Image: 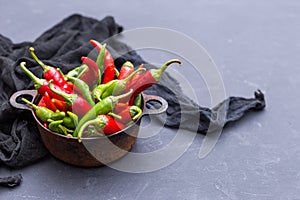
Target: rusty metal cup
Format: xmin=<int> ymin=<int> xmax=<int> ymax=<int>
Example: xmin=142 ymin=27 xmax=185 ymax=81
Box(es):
xmin=10 ymin=90 xmax=168 ymax=167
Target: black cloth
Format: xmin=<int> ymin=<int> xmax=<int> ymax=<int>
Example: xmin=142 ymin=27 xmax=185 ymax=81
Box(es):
xmin=0 ymin=14 xmax=265 ymax=187
xmin=0 ymin=174 xmax=22 ymax=187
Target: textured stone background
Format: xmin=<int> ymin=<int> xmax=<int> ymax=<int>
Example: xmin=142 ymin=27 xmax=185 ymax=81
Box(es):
xmin=1 ymin=0 xmax=299 ymax=199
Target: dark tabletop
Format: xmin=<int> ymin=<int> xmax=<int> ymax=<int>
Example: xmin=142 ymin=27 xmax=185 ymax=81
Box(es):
xmin=1 ymin=0 xmax=300 ymax=199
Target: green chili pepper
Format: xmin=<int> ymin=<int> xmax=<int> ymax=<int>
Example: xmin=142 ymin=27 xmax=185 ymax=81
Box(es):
xmin=74 ymin=89 xmax=133 ymax=140
xmin=66 ymin=64 xmax=88 ymax=78
xmin=92 ymin=79 xmax=118 ymax=101
xmin=106 ymin=68 xmax=145 ymax=97
xmin=22 ymin=98 xmax=65 ymax=122
xmin=126 ymin=105 xmax=143 ymax=126
xmin=48 ymin=119 xmax=63 ymax=133
xmin=77 ymin=116 xmax=107 ymax=139
xmin=98 ymin=80 xmax=118 ymax=99
xmin=78 ymin=114 xmax=123 ymax=140
xmin=96 ymin=43 xmax=106 ymax=84
xmin=67 ymin=76 xmax=95 ymax=107
xmin=133 ymin=93 xmax=142 ymax=108
xmin=93 ymin=68 xmax=145 ymax=101
xmin=62 ymin=117 xmax=74 ymax=129
xmin=48 ymin=119 xmax=74 ymax=136
xmin=62 ymin=111 xmax=78 ymax=129
xmin=129 ymin=106 xmax=143 ymax=121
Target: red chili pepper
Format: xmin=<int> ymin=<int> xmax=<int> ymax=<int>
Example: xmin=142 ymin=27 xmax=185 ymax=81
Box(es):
xmin=116 ymin=105 xmax=142 ymax=125
xmin=126 ymin=59 xmax=182 ymax=98
xmin=101 ymin=115 xmax=125 ymax=135
xmin=78 ymin=114 xmax=124 ymax=136
xmin=80 ymin=57 xmax=99 ymax=87
xmin=19 ymin=62 xmax=65 ymax=101
xmin=49 ymin=81 xmax=92 ymax=118
xmin=38 ymin=96 xmax=46 ymax=107
xmin=114 ymin=102 xmax=129 ymax=113
xmin=102 ymin=63 xmax=116 ymax=84
xmin=52 ymin=98 xmax=67 ymax=112
xmin=43 ymin=91 xmax=57 ymax=112
xmin=66 ymin=81 xmax=81 ymax=94
xmin=90 ymin=40 xmax=116 ymax=84
xmin=66 ymin=81 xmax=76 ymax=90
xmin=126 ymin=64 xmax=145 ymax=86
xmin=118 ymin=61 xmax=134 ymax=80
xmin=29 ymin=47 xmax=73 ymax=94
xmin=90 ymin=40 xmax=114 ymax=68
xmin=128 ymin=95 xmax=136 ymax=106
xmin=116 ymin=107 xmax=132 ymax=124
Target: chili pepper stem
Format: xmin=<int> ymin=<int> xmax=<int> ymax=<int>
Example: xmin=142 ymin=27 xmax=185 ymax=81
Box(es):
xmin=22 ymin=98 xmax=38 ymax=110
xmin=49 ymin=80 xmax=75 ymax=105
xmin=29 ymin=47 xmax=48 ymax=71
xmin=19 ymin=62 xmax=44 ymax=87
xmin=113 ymin=89 xmax=133 ymax=101
xmin=67 ymin=64 xmax=88 ymax=78
xmin=59 ymin=124 xmax=74 ymax=135
xmin=77 ymin=65 xmax=88 ymax=78
xmin=123 ymin=68 xmax=145 ymax=83
xmin=114 ymin=68 xmax=120 ymax=77
xmin=156 ymin=59 xmax=182 ymax=78
xmin=107 ymin=112 xmax=122 ymax=119
xmin=57 ymin=68 xmax=65 ymax=79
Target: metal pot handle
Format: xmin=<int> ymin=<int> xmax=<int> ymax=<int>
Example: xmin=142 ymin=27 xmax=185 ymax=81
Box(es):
xmin=142 ymin=94 xmax=168 ymax=115
xmin=9 ymin=90 xmax=38 ymax=110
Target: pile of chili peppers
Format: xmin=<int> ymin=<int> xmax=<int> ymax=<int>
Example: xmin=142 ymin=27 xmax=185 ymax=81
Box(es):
xmin=20 ymin=40 xmax=181 ymax=141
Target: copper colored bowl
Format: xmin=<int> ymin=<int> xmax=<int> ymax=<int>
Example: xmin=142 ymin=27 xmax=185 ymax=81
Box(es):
xmin=10 ymin=90 xmax=168 ymax=167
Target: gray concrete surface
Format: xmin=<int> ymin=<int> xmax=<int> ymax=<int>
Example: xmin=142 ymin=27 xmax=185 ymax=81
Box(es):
xmin=1 ymin=0 xmax=300 ymax=199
